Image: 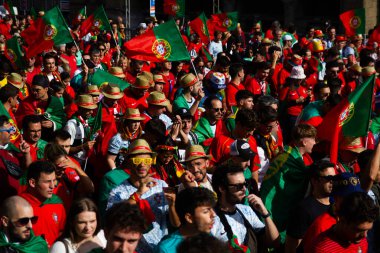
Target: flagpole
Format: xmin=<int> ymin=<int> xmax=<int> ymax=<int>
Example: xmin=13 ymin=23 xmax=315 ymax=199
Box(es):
xmin=101 ymin=5 xmax=121 ymax=63
xmin=365 ymin=74 xmax=376 ymax=148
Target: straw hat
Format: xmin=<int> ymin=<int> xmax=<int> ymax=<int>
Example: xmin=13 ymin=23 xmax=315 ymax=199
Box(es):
xmin=147 ymin=91 xmax=170 ymax=107
xmin=77 ymin=95 xmax=97 ymax=109
xmin=349 ymin=63 xmax=362 ymax=74
xmin=138 ymin=71 xmax=155 ymax=87
xmin=153 ymin=74 xmax=166 ymax=84
xmin=7 ymin=73 xmax=23 ymax=89
xmin=339 ymin=137 xmax=366 ymax=153
xmin=362 ymin=66 xmax=376 ymax=77
xmin=179 ymin=73 xmax=198 ymax=88
xmin=261 ymin=38 xmax=272 ymax=45
xmin=289 ymin=65 xmax=306 ymax=79
xmin=184 ymin=145 xmax=212 ymax=163
xmin=109 ymin=67 xmax=125 ymax=79
xmin=288 ymin=54 xmax=303 ymax=67
xmin=101 ymin=83 xmax=124 ymax=100
xmin=86 ymin=85 xmax=101 ymax=95
xmin=132 ymin=76 xmax=151 ymax=89
xmin=127 ymin=139 xmax=155 ymax=156
xmin=124 ymin=108 xmax=145 ymax=121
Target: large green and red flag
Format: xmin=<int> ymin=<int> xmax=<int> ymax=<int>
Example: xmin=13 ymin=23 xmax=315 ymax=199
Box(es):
xmin=260 ymin=146 xmax=312 ymax=243
xmin=5 ymin=36 xmax=25 ymax=70
xmin=79 ymin=6 xmax=111 ymax=36
xmin=208 ymin=12 xmax=238 ymax=32
xmin=340 ymin=8 xmax=366 ymax=37
xmin=163 ymin=0 xmax=185 ymax=17
xmin=124 ymin=19 xmax=190 ymax=62
xmin=21 ymin=6 xmax=73 ymax=58
xmin=72 ymin=6 xmax=86 ymax=26
xmin=189 ymin=12 xmax=210 ymax=44
xmin=91 ymin=70 xmax=130 ymax=91
xmin=317 ymin=74 xmax=375 ymax=164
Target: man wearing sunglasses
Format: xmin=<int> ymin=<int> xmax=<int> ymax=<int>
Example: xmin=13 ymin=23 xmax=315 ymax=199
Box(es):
xmin=0 ymin=196 xmax=48 ymax=252
xmin=0 ymin=115 xmax=32 ymax=204
xmin=106 ymin=139 xmax=179 ymax=253
xmin=211 ymin=164 xmax=280 ymax=252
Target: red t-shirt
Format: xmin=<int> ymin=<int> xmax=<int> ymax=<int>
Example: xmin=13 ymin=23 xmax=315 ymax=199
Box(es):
xmin=244 ymin=76 xmax=266 ymax=95
xmin=25 ymin=66 xmax=42 ymax=87
xmin=286 ymin=86 xmax=308 ymax=116
xmin=20 ymin=192 xmax=66 ymax=247
xmin=303 ymin=211 xmax=337 ymax=252
xmin=118 ymin=88 xmax=149 ymax=113
xmin=162 ymin=72 xmax=176 ymax=101
xmin=225 ymin=82 xmax=245 ymax=108
xmin=310 ymin=226 xmax=368 ymax=253
xmin=0 ymin=149 xmax=23 ymax=203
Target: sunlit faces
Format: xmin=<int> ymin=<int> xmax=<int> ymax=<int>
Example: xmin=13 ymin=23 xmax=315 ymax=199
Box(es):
xmin=29 ymin=171 xmax=56 ymax=199
xmin=74 ymin=211 xmax=97 ymax=240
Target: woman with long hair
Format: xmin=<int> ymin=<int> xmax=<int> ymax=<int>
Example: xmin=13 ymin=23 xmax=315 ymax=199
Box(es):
xmin=106 ymin=108 xmax=144 ymax=170
xmin=50 ymin=198 xmax=106 ymax=253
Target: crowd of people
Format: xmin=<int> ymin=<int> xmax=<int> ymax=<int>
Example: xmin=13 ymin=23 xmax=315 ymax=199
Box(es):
xmin=1 ymin=7 xmax=380 ymax=253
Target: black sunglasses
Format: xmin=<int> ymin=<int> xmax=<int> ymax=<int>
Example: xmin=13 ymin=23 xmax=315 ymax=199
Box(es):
xmin=319 ymin=175 xmax=335 ymax=181
xmin=13 ymin=216 xmax=38 ymax=227
xmin=212 ymin=108 xmax=223 ymax=112
xmin=228 ymin=182 xmax=248 ymax=191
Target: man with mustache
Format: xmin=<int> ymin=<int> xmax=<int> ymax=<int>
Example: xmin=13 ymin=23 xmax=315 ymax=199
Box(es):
xmin=0 ymin=196 xmax=48 ymax=252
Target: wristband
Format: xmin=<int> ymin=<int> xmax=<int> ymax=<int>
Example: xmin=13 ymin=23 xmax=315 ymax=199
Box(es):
xmin=261 ymin=211 xmax=271 ymax=219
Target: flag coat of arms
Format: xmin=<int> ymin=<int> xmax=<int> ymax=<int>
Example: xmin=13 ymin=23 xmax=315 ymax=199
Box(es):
xmin=21 ymin=6 xmax=72 ymax=58
xmin=124 ymin=19 xmax=190 ymax=62
xmin=79 ymin=6 xmax=111 ymax=36
xmin=189 ymin=12 xmax=210 ymax=44
xmin=163 ymin=0 xmax=185 ymax=17
xmin=339 ymin=8 xmax=365 ymax=37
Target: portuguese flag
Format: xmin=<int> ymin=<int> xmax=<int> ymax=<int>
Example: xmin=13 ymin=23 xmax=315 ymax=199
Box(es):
xmin=5 ymin=36 xmax=25 ymax=70
xmin=189 ymin=12 xmax=210 ymax=44
xmin=4 ymin=0 xmax=16 ymax=16
xmin=163 ymin=0 xmax=185 ymax=17
xmin=208 ymin=12 xmax=238 ymax=32
xmin=260 ymin=146 xmax=312 ymax=243
xmin=21 ymin=6 xmax=72 ymax=58
xmin=91 ymin=69 xmax=130 ymax=91
xmin=340 ymin=8 xmax=365 ymax=37
xmin=79 ymin=6 xmax=111 ymax=36
xmin=73 ymin=6 xmax=86 ymax=26
xmin=368 ymin=25 xmax=380 ymax=44
xmin=317 ymin=74 xmax=375 ymax=164
xmin=124 ymin=19 xmax=190 ymax=62
xmin=30 ymin=7 xmax=37 ymax=20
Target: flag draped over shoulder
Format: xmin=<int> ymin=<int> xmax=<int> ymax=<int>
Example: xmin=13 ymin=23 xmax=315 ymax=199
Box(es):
xmin=5 ymin=36 xmax=25 ymax=69
xmin=189 ymin=12 xmax=210 ymax=44
xmin=317 ymin=75 xmax=375 ymax=164
xmin=339 ymin=8 xmax=365 ymax=37
xmin=260 ymin=146 xmax=311 ymax=243
xmin=91 ymin=70 xmax=130 ymax=91
xmin=208 ymin=12 xmax=238 ymax=32
xmin=163 ymin=0 xmax=185 ymax=17
xmin=21 ymin=6 xmax=72 ymax=58
xmin=124 ymin=19 xmax=190 ymax=62
xmin=79 ymin=6 xmax=111 ymax=36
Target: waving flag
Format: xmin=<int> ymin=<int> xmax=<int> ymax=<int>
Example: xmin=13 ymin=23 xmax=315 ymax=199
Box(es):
xmin=72 ymin=6 xmax=86 ymax=26
xmin=5 ymin=36 xmax=25 ymax=69
xmin=124 ymin=19 xmax=190 ymax=62
xmin=189 ymin=12 xmax=210 ymax=44
xmin=317 ymin=74 xmax=374 ymax=163
xmin=79 ymin=6 xmax=111 ymax=36
xmin=340 ymin=8 xmax=365 ymax=37
xmin=21 ymin=6 xmax=72 ymax=58
xmin=163 ymin=0 xmax=185 ymax=17
xmin=208 ymin=12 xmax=238 ymax=32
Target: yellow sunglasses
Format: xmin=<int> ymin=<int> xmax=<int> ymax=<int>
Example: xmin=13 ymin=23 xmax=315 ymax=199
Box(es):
xmin=131 ymin=157 xmax=154 ymax=165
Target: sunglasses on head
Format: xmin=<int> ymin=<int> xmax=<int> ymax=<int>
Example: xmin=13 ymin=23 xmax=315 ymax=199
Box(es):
xmin=12 ymin=216 xmax=38 ymax=227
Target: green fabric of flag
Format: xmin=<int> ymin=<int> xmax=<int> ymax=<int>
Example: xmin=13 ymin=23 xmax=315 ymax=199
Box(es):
xmin=260 ymin=146 xmax=311 ymax=243
xmin=89 ymin=102 xmax=102 ymax=141
xmin=6 ymin=36 xmax=25 ymax=69
xmin=163 ymin=0 xmax=185 ymax=18
xmin=91 ymin=70 xmax=130 ymax=91
xmin=0 ymin=230 xmax=48 ymax=253
xmin=30 ymin=7 xmax=37 ymax=20
xmin=80 ymin=6 xmax=112 ymax=36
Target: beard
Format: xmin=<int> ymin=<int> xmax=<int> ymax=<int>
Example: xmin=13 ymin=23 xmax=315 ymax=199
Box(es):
xmin=225 ymin=190 xmax=244 ymax=206
xmin=8 ymin=223 xmax=31 ymax=243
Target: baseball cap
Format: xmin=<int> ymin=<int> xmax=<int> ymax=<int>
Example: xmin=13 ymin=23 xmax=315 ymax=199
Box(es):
xmin=174 ymin=108 xmax=192 ymax=119
xmin=332 ymin=172 xmax=364 ymax=197
xmin=210 ymin=72 xmax=226 ymax=90
xmin=230 ymin=139 xmax=255 ymax=161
